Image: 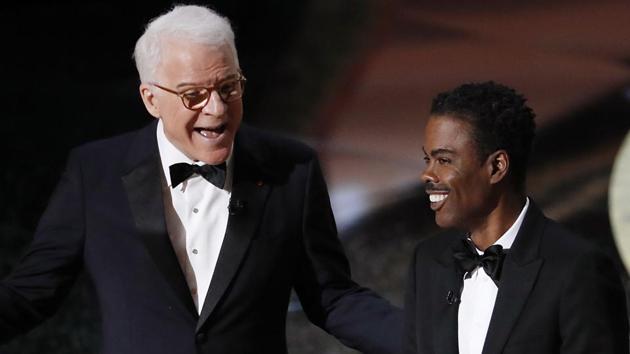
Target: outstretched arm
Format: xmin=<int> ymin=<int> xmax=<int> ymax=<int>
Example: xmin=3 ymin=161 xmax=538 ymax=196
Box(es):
xmin=294 ymin=156 xmax=403 ymax=354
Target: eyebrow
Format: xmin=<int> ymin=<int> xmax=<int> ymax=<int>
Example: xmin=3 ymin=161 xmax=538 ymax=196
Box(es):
xmin=175 ymin=73 xmax=239 ymax=89
xmin=422 ymin=147 xmax=456 ymax=157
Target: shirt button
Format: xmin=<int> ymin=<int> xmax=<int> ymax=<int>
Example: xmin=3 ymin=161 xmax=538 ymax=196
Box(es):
xmin=192 ymin=249 xmax=198 ymax=254
xmin=193 ymin=208 xmax=199 ymax=213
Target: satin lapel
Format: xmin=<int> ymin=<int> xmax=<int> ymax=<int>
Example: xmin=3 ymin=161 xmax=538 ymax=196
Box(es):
xmin=482 ymin=202 xmax=546 ymax=354
xmin=121 ymin=121 xmax=197 ymax=316
xmin=433 ymin=237 xmax=465 ymax=354
xmin=197 ymin=127 xmax=271 ymax=330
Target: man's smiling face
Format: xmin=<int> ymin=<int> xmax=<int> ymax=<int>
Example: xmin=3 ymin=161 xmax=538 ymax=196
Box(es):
xmin=421 ymin=115 xmax=494 ymax=229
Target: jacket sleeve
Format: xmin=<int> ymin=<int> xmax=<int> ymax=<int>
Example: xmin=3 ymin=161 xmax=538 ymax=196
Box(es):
xmin=293 ymin=155 xmax=403 ymax=354
xmin=559 ymin=248 xmax=629 ymax=354
xmin=0 ymin=150 xmax=85 ymax=342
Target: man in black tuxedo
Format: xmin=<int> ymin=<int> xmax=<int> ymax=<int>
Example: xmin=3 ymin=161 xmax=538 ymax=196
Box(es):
xmin=405 ymin=81 xmax=628 ymax=354
xmin=0 ymin=5 xmax=401 ymax=354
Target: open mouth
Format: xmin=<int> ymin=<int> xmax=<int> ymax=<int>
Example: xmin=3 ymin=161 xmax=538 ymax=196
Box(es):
xmin=427 ymin=192 xmax=448 ymax=211
xmin=429 ymin=194 xmax=447 ymax=203
xmin=194 ymin=124 xmax=227 ymax=139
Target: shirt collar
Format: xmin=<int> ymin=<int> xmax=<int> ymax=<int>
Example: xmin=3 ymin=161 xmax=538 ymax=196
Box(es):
xmin=492 ymin=197 xmax=530 ymax=250
xmin=470 ymin=197 xmax=530 ymax=254
xmin=156 ymin=119 xmax=233 ymax=189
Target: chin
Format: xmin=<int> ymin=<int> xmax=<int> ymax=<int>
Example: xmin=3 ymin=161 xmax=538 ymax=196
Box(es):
xmin=197 ymin=150 xmax=230 ymax=165
xmin=435 ymin=214 xmax=456 ymax=229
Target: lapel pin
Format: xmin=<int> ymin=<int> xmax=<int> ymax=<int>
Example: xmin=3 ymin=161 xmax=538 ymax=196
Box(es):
xmin=256 ymin=180 xmax=264 ymax=187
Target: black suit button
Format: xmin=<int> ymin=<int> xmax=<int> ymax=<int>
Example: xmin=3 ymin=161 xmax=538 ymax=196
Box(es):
xmin=196 ymin=332 xmax=207 ymax=343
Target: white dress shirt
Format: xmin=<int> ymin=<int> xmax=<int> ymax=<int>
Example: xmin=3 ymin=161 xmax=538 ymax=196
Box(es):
xmin=156 ymin=120 xmax=233 ymax=313
xmin=458 ymin=197 xmax=530 ymax=354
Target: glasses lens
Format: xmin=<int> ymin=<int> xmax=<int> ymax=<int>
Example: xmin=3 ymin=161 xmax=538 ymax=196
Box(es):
xmin=218 ymin=79 xmax=244 ymax=102
xmin=182 ymin=88 xmax=210 ymax=109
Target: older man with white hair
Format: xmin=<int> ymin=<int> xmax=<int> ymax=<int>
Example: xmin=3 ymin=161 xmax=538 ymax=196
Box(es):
xmin=0 ymin=5 xmax=402 ymax=354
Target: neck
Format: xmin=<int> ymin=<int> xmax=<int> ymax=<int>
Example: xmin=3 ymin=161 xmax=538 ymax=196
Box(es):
xmin=469 ymin=192 xmax=526 ymax=251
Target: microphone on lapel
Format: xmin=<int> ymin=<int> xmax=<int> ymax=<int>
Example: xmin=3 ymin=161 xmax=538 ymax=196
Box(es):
xmin=228 ymin=199 xmax=246 ymax=216
xmin=446 ymin=290 xmax=459 ymax=305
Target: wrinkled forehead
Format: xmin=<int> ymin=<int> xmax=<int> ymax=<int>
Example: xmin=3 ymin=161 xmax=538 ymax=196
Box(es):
xmin=424 ymin=115 xmax=481 ymax=155
xmin=155 ymin=38 xmax=239 ymax=82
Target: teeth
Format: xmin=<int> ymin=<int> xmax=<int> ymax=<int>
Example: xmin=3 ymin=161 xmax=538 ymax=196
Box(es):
xmin=195 ymin=125 xmax=225 ymax=138
xmin=196 ymin=128 xmax=219 ymax=138
xmin=429 ymin=194 xmax=447 ymax=203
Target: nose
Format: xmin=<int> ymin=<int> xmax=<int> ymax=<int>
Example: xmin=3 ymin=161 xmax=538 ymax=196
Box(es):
xmin=421 ymin=162 xmax=437 ymax=184
xmin=201 ymin=90 xmax=227 ymax=116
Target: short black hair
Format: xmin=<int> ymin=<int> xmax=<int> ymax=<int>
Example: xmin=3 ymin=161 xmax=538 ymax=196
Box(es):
xmin=430 ymin=81 xmax=536 ymax=191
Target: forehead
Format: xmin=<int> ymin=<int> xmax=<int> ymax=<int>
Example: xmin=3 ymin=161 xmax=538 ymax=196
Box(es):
xmin=157 ymin=38 xmax=238 ymax=83
xmin=424 ymin=115 xmax=477 ymax=153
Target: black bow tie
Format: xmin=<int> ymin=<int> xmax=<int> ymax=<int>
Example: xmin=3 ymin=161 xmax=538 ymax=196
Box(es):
xmin=453 ymin=239 xmax=507 ymax=285
xmin=169 ymin=162 xmax=226 ymax=189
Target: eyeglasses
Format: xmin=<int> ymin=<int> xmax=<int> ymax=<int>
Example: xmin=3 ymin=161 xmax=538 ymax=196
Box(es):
xmin=150 ymin=72 xmax=246 ymax=110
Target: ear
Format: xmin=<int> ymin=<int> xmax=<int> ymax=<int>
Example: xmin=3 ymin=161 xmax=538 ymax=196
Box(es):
xmin=139 ymin=83 xmax=161 ymax=119
xmin=486 ymin=150 xmax=509 ymax=185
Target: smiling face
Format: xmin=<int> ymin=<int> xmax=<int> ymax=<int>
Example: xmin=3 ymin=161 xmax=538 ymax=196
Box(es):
xmin=139 ymin=38 xmax=243 ymax=165
xmin=421 ymin=115 xmax=495 ymax=230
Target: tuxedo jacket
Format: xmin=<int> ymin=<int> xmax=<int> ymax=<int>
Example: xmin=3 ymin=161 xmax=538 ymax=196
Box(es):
xmin=404 ymin=202 xmax=629 ymax=354
xmin=0 ymin=121 xmax=402 ymax=354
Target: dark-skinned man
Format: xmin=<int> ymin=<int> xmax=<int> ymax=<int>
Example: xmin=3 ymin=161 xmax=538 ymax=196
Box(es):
xmin=405 ymin=81 xmax=628 ymax=354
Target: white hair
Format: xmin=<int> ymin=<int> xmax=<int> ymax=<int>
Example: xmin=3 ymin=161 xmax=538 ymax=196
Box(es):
xmin=133 ymin=5 xmax=239 ymax=83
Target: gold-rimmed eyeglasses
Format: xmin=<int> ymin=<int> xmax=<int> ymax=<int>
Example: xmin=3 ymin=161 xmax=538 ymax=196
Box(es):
xmin=150 ymin=72 xmax=246 ymax=110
